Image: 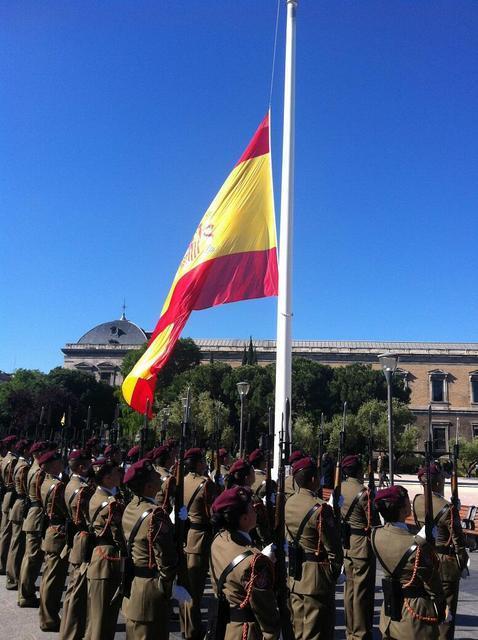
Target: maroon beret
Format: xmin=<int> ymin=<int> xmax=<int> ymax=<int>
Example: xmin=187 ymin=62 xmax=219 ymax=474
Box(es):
xmin=229 ymin=459 xmax=250 ymax=475
xmin=68 ymin=449 xmax=90 ymax=462
xmin=38 ymin=450 xmax=61 ymax=466
xmin=29 ymin=441 xmax=49 ymax=455
xmin=289 ymin=450 xmax=305 ymax=465
xmin=92 ymin=457 xmax=108 ymax=470
xmin=127 ymin=445 xmax=140 ymax=459
xmin=417 ymin=463 xmax=442 ymax=480
xmin=211 ymin=485 xmax=252 ymax=514
xmin=14 ymin=439 xmax=30 ymax=454
xmin=146 ymin=445 xmax=170 ymax=461
xmin=374 ymin=485 xmax=408 ymax=507
xmin=342 ymin=454 xmax=360 ymax=471
xmin=2 ymin=435 xmax=17 ymax=447
xmin=103 ymin=444 xmax=120 ymax=457
xmin=184 ymin=447 xmax=203 ymax=460
xmin=292 ymin=456 xmax=316 ymax=476
xmin=219 ymin=448 xmax=228 ymax=458
xmin=123 ymin=458 xmax=155 ymax=486
xmin=248 ymin=448 xmax=264 ymax=464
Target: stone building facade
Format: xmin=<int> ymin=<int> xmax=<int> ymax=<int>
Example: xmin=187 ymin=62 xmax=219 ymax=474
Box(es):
xmin=62 ymin=320 xmax=478 ymax=449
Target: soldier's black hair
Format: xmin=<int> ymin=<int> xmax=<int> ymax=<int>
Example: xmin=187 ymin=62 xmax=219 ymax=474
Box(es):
xmin=156 ymin=451 xmax=171 ymax=467
xmin=95 ymin=461 xmax=119 ymax=484
xmin=225 ymin=462 xmax=253 ymax=489
xmin=210 ymin=502 xmax=250 ymax=531
xmin=294 ymin=466 xmax=317 ymax=488
xmin=342 ymin=459 xmax=362 ymax=479
xmin=184 ymin=457 xmax=201 ymax=474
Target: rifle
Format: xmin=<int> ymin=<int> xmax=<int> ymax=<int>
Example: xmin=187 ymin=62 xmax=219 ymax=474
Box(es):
xmin=35 ymin=406 xmax=45 ymax=442
xmin=333 ymin=402 xmax=346 ymax=524
xmin=213 ymin=403 xmax=221 ymax=488
xmin=110 ymin=404 xmax=120 ymax=445
xmin=139 ymin=400 xmax=150 ymax=459
xmin=272 ymin=398 xmax=294 ymax=640
xmin=368 ymin=415 xmax=376 ymax=501
xmin=423 ymin=405 xmax=435 ymax=545
xmin=264 ymin=407 xmax=275 ymax=529
xmin=82 ymin=405 xmax=91 ymax=449
xmin=317 ymin=413 xmax=325 ymax=499
xmin=175 ymin=387 xmax=190 ymax=587
xmin=451 ymin=417 xmax=460 ymax=512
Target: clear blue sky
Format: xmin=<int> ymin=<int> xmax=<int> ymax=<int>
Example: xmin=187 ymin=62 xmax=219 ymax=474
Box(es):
xmin=1 ymin=1 xmax=477 ymax=373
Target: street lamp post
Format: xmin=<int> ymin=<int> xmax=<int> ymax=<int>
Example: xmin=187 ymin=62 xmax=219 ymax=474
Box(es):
xmin=237 ymin=381 xmax=250 ymax=458
xmin=378 ymin=352 xmax=400 ymax=486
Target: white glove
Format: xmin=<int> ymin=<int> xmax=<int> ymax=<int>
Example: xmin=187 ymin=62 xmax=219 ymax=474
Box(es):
xmin=172 ymin=581 xmax=192 ymax=605
xmin=336 ymin=568 xmax=346 ymax=585
xmin=444 ymin=607 xmax=453 ymax=623
xmin=461 ymin=557 xmax=471 ymax=579
xmin=178 ymin=506 xmax=188 ymax=521
xmin=283 ymin=541 xmax=289 ymax=554
xmin=417 ymin=525 xmax=437 ymax=541
xmin=328 ymin=493 xmax=344 ymax=508
xmin=262 ymin=543 xmax=277 ymax=563
xmin=218 ymin=475 xmax=225 ymax=487
xmin=270 ymin=492 xmax=276 ymax=505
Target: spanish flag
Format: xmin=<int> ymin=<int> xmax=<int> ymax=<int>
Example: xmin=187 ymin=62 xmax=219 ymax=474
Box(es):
xmin=122 ymin=114 xmax=278 ymax=414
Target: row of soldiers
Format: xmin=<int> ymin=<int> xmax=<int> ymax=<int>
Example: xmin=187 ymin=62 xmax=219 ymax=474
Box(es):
xmin=0 ymin=432 xmax=471 ymax=640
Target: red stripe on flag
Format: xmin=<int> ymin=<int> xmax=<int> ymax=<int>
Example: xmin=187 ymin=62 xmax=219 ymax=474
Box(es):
xmin=150 ymin=247 xmax=278 ymax=341
xmin=235 ymin=113 xmax=270 ymax=167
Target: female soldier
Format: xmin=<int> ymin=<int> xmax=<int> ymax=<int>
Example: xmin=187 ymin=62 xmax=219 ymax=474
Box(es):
xmin=209 ymin=486 xmax=281 ymax=640
xmin=371 ymin=486 xmax=446 ymax=640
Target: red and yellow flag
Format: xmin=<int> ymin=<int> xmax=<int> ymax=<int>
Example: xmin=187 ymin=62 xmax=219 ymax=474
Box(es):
xmin=122 ymin=113 xmax=278 ymax=414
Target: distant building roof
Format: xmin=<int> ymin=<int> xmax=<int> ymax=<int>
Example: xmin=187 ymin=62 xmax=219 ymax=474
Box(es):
xmin=77 ymin=318 xmax=147 ymax=346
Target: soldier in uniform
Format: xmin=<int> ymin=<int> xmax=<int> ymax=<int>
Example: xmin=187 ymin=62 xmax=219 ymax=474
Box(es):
xmin=412 ymin=463 xmax=468 ymax=640
xmin=226 ymin=459 xmax=271 ymax=547
xmin=85 ymin=437 xmax=100 ymax=460
xmin=122 ymin=458 xmax=181 ymax=639
xmin=285 ymin=456 xmax=343 ymax=640
xmin=104 ymin=444 xmax=124 ymax=467
xmin=18 ymin=440 xmax=50 ymax=607
xmin=372 ymin=485 xmax=445 ymax=640
xmin=38 ymin=449 xmax=69 ymax=632
xmin=59 ymin=449 xmax=93 ymax=640
xmin=181 ymin=447 xmax=219 ymax=640
xmin=5 ymin=439 xmax=31 ymax=590
xmin=249 ymin=448 xmax=268 ymax=499
xmin=147 ymin=445 xmax=175 ymax=512
xmin=285 ymin=450 xmax=305 ymax=499
xmin=340 ymin=454 xmax=380 ymax=640
xmin=85 ymin=459 xmax=125 ymax=640
xmin=209 ymin=485 xmax=281 ymax=640
xmin=127 ymin=445 xmax=141 ymax=468
xmin=210 ymin=448 xmax=231 ymax=486
xmin=0 ymin=434 xmax=18 ymax=574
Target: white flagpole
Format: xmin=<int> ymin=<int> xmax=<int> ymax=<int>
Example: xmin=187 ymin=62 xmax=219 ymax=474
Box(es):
xmin=274 ymin=0 xmax=297 ymax=476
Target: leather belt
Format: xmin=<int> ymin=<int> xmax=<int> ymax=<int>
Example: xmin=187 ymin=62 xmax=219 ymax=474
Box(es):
xmin=402 ymin=586 xmax=429 ymax=598
xmin=350 ymin=528 xmax=368 ymax=536
xmin=229 ymin=606 xmax=256 ymax=623
xmin=189 ymin=522 xmax=211 ymax=531
xmin=435 ymin=546 xmax=455 ymax=557
xmin=304 ymin=552 xmax=328 ymax=562
xmin=133 ymin=566 xmax=159 ymax=578
xmin=29 ymin=500 xmax=41 ymax=507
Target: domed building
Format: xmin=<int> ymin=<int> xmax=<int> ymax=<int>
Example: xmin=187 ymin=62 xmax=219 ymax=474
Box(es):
xmin=62 ymin=310 xmax=149 ymax=386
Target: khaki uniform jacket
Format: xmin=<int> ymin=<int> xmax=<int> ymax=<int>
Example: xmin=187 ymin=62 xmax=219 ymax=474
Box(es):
xmin=65 ymin=474 xmax=93 ymax=564
xmin=372 ymin=523 xmax=444 ymax=640
xmin=413 ymin=493 xmax=468 ymax=582
xmin=10 ymin=457 xmax=30 ymax=523
xmin=285 ymin=487 xmax=343 ymax=596
xmin=40 ymin=474 xmax=67 ymax=554
xmin=22 ymin=461 xmax=45 ymax=532
xmin=153 ymin=465 xmax=174 ymax=512
xmin=87 ymin=487 xmax=126 ymax=580
xmin=284 ymin=474 xmax=297 ymax=500
xmin=184 ymin=472 xmax=218 ymax=554
xmin=210 ymin=530 xmax=281 ymax=640
xmin=341 ymin=477 xmax=379 ymax=559
xmin=1 ymin=452 xmax=18 ymax=513
xmin=122 ymin=496 xmax=177 ymax=622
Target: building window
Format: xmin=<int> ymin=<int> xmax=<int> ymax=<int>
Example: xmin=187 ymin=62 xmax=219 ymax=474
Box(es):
xmin=429 ymin=370 xmax=448 ymax=403
xmin=432 ymin=424 xmax=448 ymax=453
xmin=470 ymin=372 xmax=478 ymax=403
xmin=472 ymin=425 xmax=478 ymax=439
xmin=99 ymin=372 xmax=111 ymax=383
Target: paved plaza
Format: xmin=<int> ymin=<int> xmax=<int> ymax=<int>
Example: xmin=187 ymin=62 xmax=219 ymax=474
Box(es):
xmin=1 ymin=552 xmax=477 ymax=640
